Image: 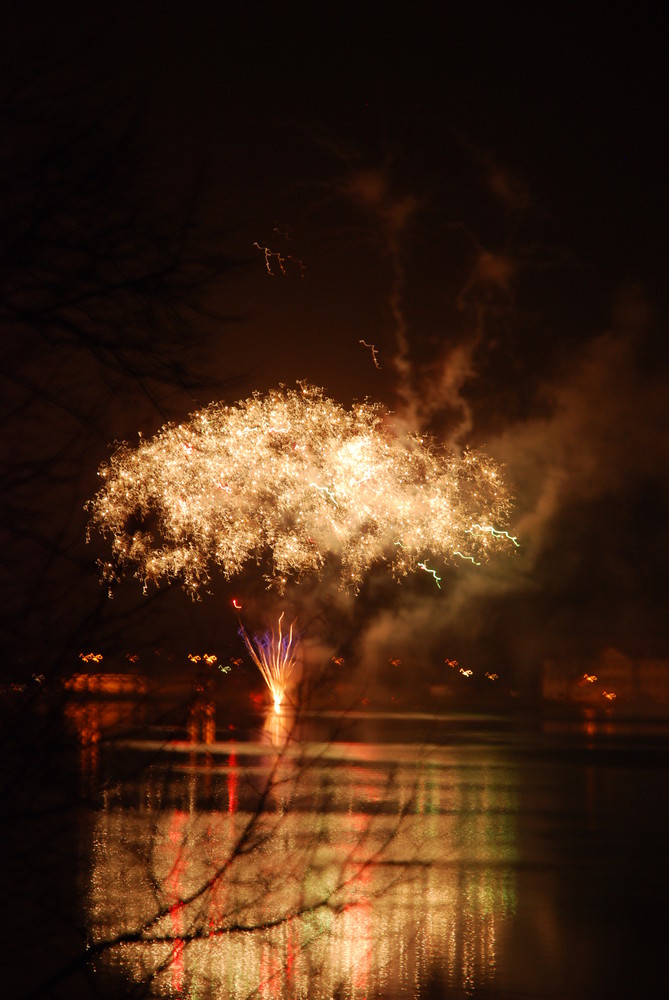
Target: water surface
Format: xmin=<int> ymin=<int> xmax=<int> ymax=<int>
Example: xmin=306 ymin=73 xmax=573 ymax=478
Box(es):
xmin=76 ymin=709 xmax=669 ymax=998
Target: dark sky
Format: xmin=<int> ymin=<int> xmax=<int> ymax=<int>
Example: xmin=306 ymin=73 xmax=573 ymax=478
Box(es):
xmin=3 ymin=4 xmax=668 ymax=689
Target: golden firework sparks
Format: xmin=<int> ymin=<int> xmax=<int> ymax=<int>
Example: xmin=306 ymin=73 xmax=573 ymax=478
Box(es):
xmin=86 ymin=383 xmax=516 ymax=595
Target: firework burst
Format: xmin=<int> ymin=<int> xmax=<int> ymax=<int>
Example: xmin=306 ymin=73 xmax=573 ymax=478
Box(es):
xmin=86 ymin=383 xmax=516 ymax=594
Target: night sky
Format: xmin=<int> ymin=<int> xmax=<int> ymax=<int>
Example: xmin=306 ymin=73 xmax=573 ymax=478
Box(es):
xmin=3 ymin=4 xmax=668 ymax=693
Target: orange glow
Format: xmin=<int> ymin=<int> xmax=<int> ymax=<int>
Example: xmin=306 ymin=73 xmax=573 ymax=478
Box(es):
xmin=188 ymin=652 xmax=218 ymax=666
xmin=188 ymin=699 xmax=216 ymax=744
xmin=63 ymin=673 xmax=148 ymax=695
xmin=227 ymin=751 xmax=238 ymax=814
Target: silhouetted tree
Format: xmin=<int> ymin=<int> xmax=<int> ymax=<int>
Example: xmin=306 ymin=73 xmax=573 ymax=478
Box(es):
xmin=0 ymin=36 xmax=240 ymax=684
xmin=0 ymin=33 xmax=246 ymax=998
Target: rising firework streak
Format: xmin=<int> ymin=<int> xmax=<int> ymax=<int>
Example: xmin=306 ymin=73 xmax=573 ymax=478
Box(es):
xmin=238 ymin=611 xmax=299 ymax=712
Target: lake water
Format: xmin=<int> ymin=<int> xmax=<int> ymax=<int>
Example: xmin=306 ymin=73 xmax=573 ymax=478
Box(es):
xmin=63 ymin=705 xmax=669 ymax=999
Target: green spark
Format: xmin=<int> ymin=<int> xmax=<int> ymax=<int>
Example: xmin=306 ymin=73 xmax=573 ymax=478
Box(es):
xmin=454 ymin=551 xmax=481 ymax=566
xmin=466 ymin=524 xmax=519 ymax=547
xmin=418 ymin=561 xmax=442 ymax=588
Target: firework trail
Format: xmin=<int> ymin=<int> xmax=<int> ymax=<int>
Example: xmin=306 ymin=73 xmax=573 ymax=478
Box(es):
xmin=253 ymin=229 xmax=305 ymax=278
xmin=338 ymin=167 xmax=419 ymax=419
xmin=359 ymin=340 xmax=381 ymax=369
xmin=87 ymin=383 xmax=516 ymax=596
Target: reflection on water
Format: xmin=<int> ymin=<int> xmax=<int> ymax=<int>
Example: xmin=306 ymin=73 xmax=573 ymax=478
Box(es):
xmin=85 ymin=712 xmax=518 ymax=998
xmin=75 ymin=705 xmax=669 ymax=998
